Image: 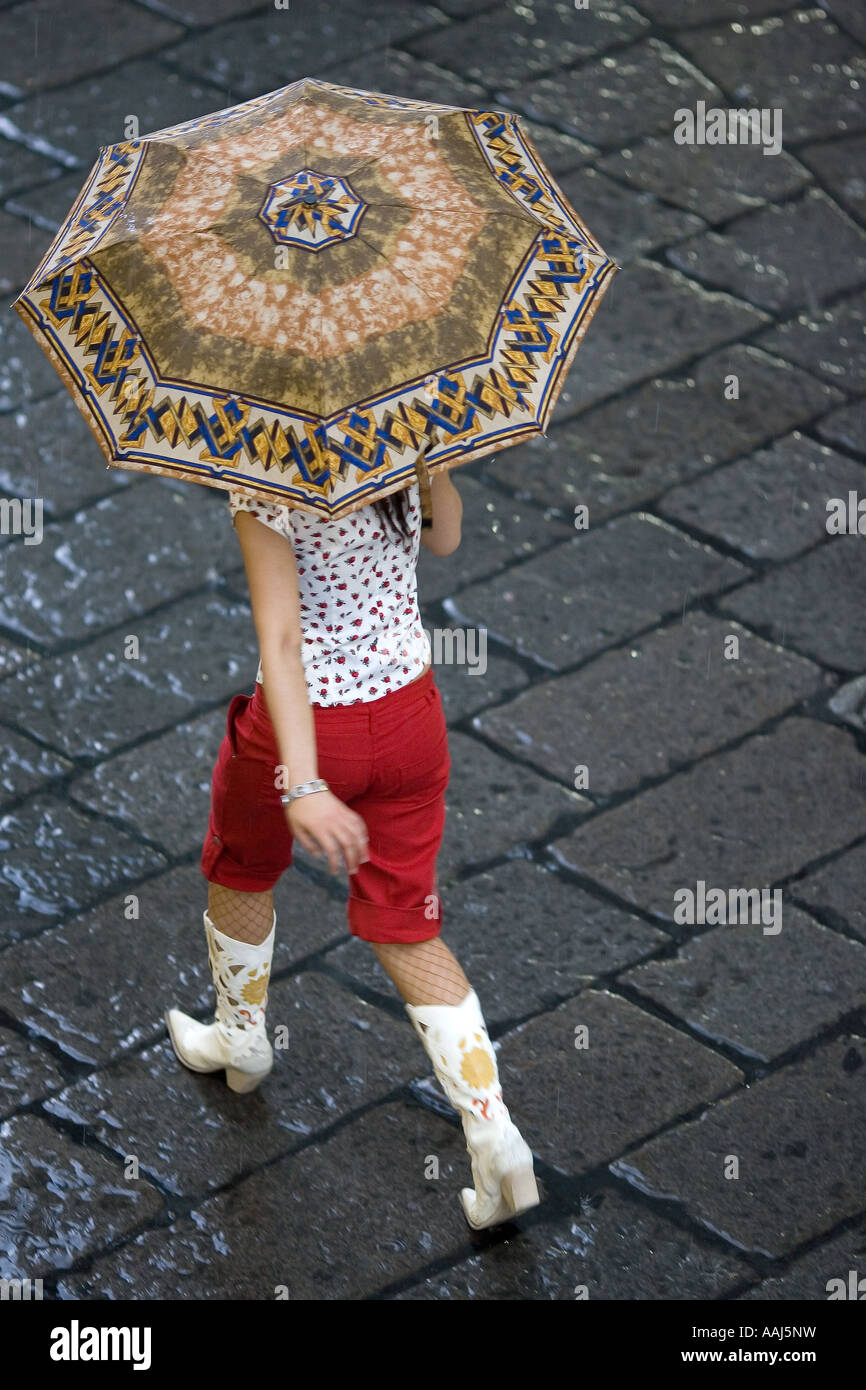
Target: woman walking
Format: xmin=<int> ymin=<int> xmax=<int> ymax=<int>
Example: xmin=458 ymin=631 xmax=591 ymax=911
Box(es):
xmin=165 ymin=467 xmax=539 ymax=1231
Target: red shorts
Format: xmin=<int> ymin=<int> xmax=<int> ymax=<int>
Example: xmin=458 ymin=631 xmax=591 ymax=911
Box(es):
xmin=199 ymin=667 xmax=450 ymax=944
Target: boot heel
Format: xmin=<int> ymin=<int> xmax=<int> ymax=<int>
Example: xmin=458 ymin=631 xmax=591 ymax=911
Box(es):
xmin=225 ymin=1066 xmax=268 ymax=1094
xmin=500 ymin=1165 xmax=539 ymax=1217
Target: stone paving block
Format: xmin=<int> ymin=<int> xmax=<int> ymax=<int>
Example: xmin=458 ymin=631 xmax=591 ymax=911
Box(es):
xmin=820 ymin=0 xmax=866 ymax=43
xmin=0 ymin=1025 xmax=65 ymax=1120
xmin=488 ymin=346 xmax=844 ymax=519
xmin=0 ymin=207 xmax=47 ymax=294
xmin=0 ymin=726 xmax=72 ymax=806
xmin=426 ymin=647 xmax=531 ymax=726
xmin=720 ymin=537 xmax=866 ymax=672
xmin=0 ymin=638 xmax=31 ymax=680
xmin=407 ymin=3 xmax=649 ymax=90
xmin=756 ymin=289 xmax=866 ymax=395
xmin=737 ymin=1211 xmax=866 ymax=1299
xmin=0 ymin=479 xmax=231 ymax=647
xmin=549 ymin=717 xmax=866 ymax=920
xmin=328 ymin=859 xmax=669 ymax=1027
xmin=509 ymin=38 xmax=722 ymax=149
xmin=0 ymin=389 xmax=137 ymax=519
xmin=815 ymin=399 xmax=865 ymax=454
xmin=0 ymin=592 xmax=260 ymax=760
xmin=416 ymin=471 xmax=573 ymax=603
xmin=164 ymin=2 xmax=446 ymax=96
xmin=497 ymin=990 xmax=743 ymax=1175
xmin=433 ymin=0 xmax=497 ymax=12
xmin=438 ymin=730 xmax=586 ymax=879
xmin=637 ymin=0 xmax=801 ymax=20
xmin=0 ymin=794 xmax=165 ymax=948
xmin=0 ymin=863 xmax=351 ymax=1065
xmin=828 ymin=671 xmax=866 ymax=732
xmin=596 ymin=133 xmax=809 ymax=224
xmin=397 ymin=1188 xmax=748 ymax=1299
xmin=667 ymin=192 xmax=866 ymax=315
xmin=659 ymin=433 xmax=866 ymax=560
xmin=0 ymin=0 xmax=184 ymax=94
xmin=674 ymin=9 xmax=866 ymax=144
xmin=620 ymin=908 xmax=866 ymax=1063
xmin=68 ymin=706 xmax=227 ymax=855
xmin=792 ymin=840 xmax=866 ymax=945
xmin=146 ymin=0 xmax=273 ymax=23
xmin=799 ymin=134 xmax=866 ymax=224
xmin=0 ymin=134 xmax=63 ymax=199
xmin=58 ymin=1100 xmax=470 ymax=1299
xmin=0 ymin=302 xmax=66 ymax=410
xmin=611 ymin=1034 xmax=866 ymax=1257
xmin=324 ymin=47 xmax=488 ymax=109
xmin=450 ymin=514 xmax=748 ymax=670
xmin=1 ymin=61 xmax=230 ymax=165
xmin=475 ymin=614 xmax=825 ymax=797
xmin=556 ymin=165 xmax=704 ymax=266
xmin=543 ymin=261 xmax=771 ymax=423
xmin=0 ymin=1111 xmax=163 ymax=1279
xmin=8 ymin=168 xmax=101 ymax=228
xmin=45 ymin=977 xmax=424 ymax=1199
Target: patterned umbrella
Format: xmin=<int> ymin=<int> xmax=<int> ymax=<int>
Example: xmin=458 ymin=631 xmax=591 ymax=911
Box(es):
xmin=11 ymin=77 xmax=617 ymax=523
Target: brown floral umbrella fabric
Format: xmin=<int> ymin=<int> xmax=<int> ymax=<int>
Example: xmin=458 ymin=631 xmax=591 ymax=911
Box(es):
xmin=12 ymin=77 xmax=617 ymax=522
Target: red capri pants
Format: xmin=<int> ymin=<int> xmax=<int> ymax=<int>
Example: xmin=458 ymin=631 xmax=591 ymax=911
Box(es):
xmin=200 ymin=666 xmax=450 ymax=944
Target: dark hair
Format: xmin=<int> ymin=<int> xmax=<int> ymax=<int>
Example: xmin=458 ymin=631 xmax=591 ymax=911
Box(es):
xmin=372 ymin=487 xmax=412 ymax=544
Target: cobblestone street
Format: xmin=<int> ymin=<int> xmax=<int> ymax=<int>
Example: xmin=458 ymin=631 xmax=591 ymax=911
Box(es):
xmin=0 ymin=0 xmax=865 ymax=1301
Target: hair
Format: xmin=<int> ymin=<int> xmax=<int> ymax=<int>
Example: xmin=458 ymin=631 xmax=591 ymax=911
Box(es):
xmin=372 ymin=487 xmax=412 ymax=544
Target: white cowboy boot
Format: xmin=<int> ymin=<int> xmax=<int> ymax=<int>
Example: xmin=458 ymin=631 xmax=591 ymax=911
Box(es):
xmin=165 ymin=909 xmax=275 ymax=1094
xmin=406 ymin=988 xmax=539 ymax=1230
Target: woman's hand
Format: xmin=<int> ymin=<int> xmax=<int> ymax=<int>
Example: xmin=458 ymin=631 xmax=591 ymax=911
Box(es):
xmin=285 ymin=789 xmax=369 ymax=877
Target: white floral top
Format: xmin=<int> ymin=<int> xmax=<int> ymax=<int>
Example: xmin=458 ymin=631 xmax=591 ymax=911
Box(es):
xmin=228 ymin=480 xmax=431 ymax=706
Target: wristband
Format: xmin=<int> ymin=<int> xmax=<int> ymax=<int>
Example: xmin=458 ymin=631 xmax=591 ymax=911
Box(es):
xmin=280 ymin=779 xmax=329 ymax=804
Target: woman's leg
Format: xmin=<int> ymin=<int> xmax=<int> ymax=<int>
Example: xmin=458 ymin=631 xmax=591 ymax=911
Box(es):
xmin=371 ymin=937 xmax=471 ymax=1006
xmin=371 ymin=935 xmax=539 ymax=1230
xmin=207 ymin=882 xmax=275 ymax=946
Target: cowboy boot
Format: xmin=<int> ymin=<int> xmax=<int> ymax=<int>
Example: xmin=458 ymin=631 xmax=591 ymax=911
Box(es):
xmin=165 ymin=909 xmax=274 ymax=1093
xmin=406 ymin=988 xmax=539 ymax=1230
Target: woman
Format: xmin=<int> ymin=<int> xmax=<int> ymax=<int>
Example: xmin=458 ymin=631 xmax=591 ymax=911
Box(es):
xmin=165 ymin=467 xmax=539 ymax=1231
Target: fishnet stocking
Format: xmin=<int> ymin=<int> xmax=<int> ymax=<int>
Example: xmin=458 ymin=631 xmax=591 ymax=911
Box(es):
xmin=207 ymin=883 xmax=275 ymax=946
xmin=371 ymin=937 xmax=471 ymax=1006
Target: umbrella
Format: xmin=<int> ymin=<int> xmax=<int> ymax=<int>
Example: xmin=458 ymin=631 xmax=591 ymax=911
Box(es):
xmin=11 ymin=77 xmax=617 ymax=524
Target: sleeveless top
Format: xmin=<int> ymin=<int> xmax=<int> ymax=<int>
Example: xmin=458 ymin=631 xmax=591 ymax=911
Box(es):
xmin=228 ymin=480 xmax=431 ymax=706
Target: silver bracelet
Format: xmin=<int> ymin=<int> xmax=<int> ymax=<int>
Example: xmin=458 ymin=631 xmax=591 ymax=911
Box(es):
xmin=280 ymin=778 xmax=329 ymax=805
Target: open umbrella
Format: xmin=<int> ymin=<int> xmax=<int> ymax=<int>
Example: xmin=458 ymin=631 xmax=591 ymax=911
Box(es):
xmin=11 ymin=77 xmax=616 ymax=523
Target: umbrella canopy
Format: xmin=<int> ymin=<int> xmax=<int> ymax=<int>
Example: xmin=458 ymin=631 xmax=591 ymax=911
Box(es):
xmin=11 ymin=77 xmax=617 ymax=522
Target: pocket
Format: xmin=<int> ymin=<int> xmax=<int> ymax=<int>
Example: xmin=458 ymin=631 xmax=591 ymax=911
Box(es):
xmin=395 ymin=693 xmax=450 ymax=795
xmin=217 ymin=744 xmax=286 ymax=868
xmin=226 ymin=692 xmax=254 ymax=756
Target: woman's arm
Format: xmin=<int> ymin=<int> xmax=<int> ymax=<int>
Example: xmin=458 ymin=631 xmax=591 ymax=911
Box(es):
xmin=233 ymin=508 xmax=369 ymax=877
xmin=420 ymin=469 xmax=462 ymax=555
